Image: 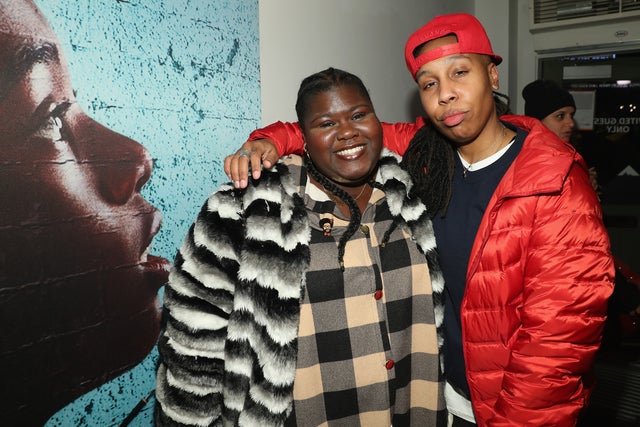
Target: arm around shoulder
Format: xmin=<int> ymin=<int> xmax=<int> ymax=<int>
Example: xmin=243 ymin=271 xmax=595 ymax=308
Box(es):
xmin=224 ymin=121 xmax=304 ymax=188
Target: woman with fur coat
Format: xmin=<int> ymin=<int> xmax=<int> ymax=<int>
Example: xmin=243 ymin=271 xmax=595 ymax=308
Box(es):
xmin=155 ymin=68 xmax=447 ymax=426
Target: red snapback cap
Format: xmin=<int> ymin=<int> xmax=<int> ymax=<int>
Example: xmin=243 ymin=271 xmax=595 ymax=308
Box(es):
xmin=405 ymin=13 xmax=502 ymax=80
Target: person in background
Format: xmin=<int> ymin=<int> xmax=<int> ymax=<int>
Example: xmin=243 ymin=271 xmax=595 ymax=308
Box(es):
xmin=0 ymin=1 xmax=170 ymax=424
xmin=522 ymin=79 xmax=600 ymax=192
xmin=522 ymin=79 xmax=576 ymax=142
xmin=224 ymin=13 xmax=615 ymax=427
xmin=155 ymin=67 xmax=447 ymax=426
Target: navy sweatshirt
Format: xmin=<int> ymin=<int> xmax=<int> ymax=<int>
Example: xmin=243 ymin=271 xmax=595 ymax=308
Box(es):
xmin=432 ymin=125 xmax=526 ymax=397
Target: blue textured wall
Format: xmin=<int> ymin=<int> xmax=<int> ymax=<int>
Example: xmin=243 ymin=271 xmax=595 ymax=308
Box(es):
xmin=34 ymin=1 xmax=260 ymax=425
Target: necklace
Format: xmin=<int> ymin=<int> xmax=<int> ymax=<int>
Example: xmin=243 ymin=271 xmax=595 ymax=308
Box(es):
xmin=460 ymin=124 xmax=507 ymax=178
xmin=461 ymin=159 xmax=473 ymax=179
xmin=351 ymin=183 xmax=368 ymax=201
xmin=328 ymin=183 xmax=368 ymax=205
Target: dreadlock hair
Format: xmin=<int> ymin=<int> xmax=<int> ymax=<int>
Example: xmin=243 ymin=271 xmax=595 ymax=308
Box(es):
xmin=494 ymin=91 xmax=511 ymax=116
xmin=296 ymin=67 xmax=376 ymax=271
xmin=400 ymin=90 xmax=512 ymax=217
xmin=400 ymin=125 xmax=454 ymax=216
xmin=304 ymin=155 xmax=364 ymax=272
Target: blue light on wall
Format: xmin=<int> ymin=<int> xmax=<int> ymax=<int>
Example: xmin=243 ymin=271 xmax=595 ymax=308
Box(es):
xmin=34 ymin=1 xmax=260 ymax=425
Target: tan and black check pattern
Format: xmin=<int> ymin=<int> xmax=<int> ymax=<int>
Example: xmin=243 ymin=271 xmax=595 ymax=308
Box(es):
xmin=285 ymin=157 xmax=445 ymax=427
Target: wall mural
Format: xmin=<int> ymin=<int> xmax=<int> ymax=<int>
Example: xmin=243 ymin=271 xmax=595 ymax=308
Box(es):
xmin=0 ymin=1 xmax=259 ymax=425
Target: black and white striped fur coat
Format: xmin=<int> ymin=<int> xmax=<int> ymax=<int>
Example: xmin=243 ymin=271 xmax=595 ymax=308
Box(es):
xmin=155 ymin=149 xmax=444 ymax=426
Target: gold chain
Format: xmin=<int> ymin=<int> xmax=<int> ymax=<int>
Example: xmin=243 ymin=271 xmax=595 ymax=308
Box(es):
xmin=329 ymin=183 xmax=368 ymax=205
xmin=460 ymin=123 xmax=507 ymax=178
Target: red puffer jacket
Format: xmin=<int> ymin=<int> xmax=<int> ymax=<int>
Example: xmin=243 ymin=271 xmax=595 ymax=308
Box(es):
xmin=250 ymin=114 xmax=615 ymax=426
xmin=464 ymin=115 xmax=614 ymax=426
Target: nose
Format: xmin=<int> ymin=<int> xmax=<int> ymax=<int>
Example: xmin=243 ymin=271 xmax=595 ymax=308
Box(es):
xmin=438 ymin=79 xmax=456 ymax=105
xmin=101 ymin=132 xmax=152 ymax=205
xmin=84 ymin=120 xmax=153 ymax=205
xmin=337 ymin=121 xmax=358 ymax=140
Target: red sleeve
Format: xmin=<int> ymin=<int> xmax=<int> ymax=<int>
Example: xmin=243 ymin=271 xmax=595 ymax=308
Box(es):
xmin=488 ymin=163 xmax=614 ymax=426
xmin=248 ymin=117 xmax=426 ymax=157
xmin=380 ymin=117 xmax=426 ymax=156
xmin=249 ymin=121 xmax=305 ymax=156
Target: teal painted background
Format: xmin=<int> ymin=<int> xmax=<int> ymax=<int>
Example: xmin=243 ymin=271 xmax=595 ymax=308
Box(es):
xmin=34 ymin=1 xmax=260 ymax=425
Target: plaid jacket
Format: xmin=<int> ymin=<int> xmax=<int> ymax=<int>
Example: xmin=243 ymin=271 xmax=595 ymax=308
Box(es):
xmin=155 ymin=150 xmax=445 ymax=426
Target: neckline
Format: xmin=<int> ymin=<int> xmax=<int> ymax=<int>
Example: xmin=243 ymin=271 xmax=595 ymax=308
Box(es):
xmin=458 ymin=136 xmax=516 ymax=177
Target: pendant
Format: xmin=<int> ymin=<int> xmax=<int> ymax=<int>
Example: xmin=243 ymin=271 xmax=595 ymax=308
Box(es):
xmin=320 ymin=218 xmax=333 ymax=236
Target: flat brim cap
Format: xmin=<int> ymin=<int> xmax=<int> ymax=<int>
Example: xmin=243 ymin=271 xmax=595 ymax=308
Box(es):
xmin=405 ymin=13 xmax=502 ymax=80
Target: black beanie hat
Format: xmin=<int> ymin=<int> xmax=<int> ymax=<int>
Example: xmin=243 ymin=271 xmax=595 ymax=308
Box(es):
xmin=522 ymin=79 xmax=576 ymax=120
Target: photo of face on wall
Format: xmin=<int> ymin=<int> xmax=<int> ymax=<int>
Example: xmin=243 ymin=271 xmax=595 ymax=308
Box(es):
xmin=0 ymin=1 xmax=170 ymax=424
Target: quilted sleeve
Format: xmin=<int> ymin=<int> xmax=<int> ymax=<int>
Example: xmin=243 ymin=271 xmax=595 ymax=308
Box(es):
xmin=248 ymin=118 xmax=424 ymax=157
xmin=249 ymin=121 xmax=305 ymax=157
xmin=379 ymin=117 xmax=425 ymax=156
xmin=489 ymin=162 xmax=615 ymax=427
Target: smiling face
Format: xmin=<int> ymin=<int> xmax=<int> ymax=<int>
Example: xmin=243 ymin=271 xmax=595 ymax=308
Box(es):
xmin=0 ymin=1 xmax=169 ymax=422
xmin=414 ymin=35 xmax=499 ymax=146
xmin=301 ymin=84 xmax=382 ymax=187
xmin=542 ymin=106 xmax=576 ymax=141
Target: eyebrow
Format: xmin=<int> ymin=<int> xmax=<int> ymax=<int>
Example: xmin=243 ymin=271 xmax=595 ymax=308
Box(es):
xmin=0 ymin=41 xmax=59 ymax=100
xmin=308 ymin=103 xmax=373 ymax=124
xmin=415 ymin=54 xmax=472 ymax=80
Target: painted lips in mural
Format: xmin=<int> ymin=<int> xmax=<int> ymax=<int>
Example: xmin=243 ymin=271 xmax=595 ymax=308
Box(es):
xmin=0 ymin=1 xmax=170 ymax=424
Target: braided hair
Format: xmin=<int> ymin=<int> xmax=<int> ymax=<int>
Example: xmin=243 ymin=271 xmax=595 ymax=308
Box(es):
xmin=400 ymin=90 xmax=511 ymax=216
xmin=304 ymin=156 xmax=365 ymax=271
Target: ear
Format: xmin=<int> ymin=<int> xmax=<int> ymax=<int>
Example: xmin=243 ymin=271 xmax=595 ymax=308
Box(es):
xmin=488 ymin=62 xmax=499 ymax=91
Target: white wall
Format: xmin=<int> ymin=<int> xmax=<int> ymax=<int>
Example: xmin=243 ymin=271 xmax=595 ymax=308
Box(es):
xmin=257 ymin=0 xmax=523 ymax=125
xmin=512 ymin=0 xmax=536 ymax=114
xmin=258 ymin=0 xmax=451 ymax=124
xmin=474 ymin=0 xmax=511 ymax=96
xmin=258 ymin=0 xmax=640 ymax=122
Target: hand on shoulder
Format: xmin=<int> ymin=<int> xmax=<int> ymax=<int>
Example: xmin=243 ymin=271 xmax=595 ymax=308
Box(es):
xmin=224 ymin=139 xmax=279 ymax=188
